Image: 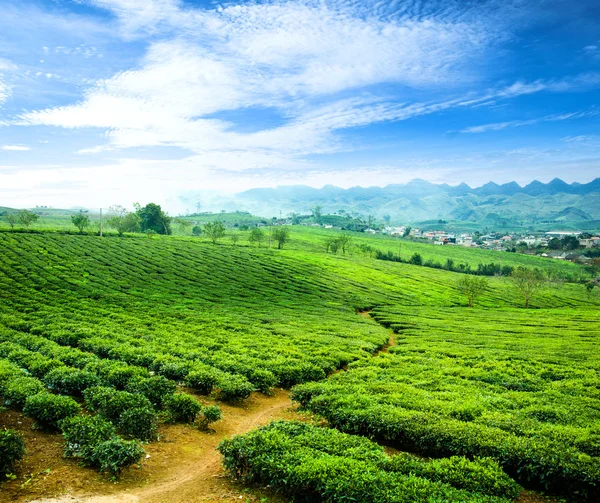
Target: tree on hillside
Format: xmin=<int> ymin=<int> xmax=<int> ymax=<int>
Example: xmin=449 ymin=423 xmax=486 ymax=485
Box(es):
xmin=510 ymin=267 xmax=546 ymax=308
xmin=5 ymin=213 xmax=17 ymax=230
xmin=107 ymin=205 xmax=141 ymax=236
xmin=204 ymin=221 xmax=226 ymax=244
xmin=272 ymin=227 xmax=290 ymax=249
xmin=71 ymin=212 xmax=90 ymax=233
xmin=456 ymin=276 xmax=489 ymax=307
xmin=135 ymin=203 xmax=172 ymax=235
xmin=248 ymin=228 xmax=265 ymax=247
xmin=231 ymin=234 xmax=239 ymax=246
xmin=409 ymin=253 xmax=422 ymax=265
xmin=336 ymin=233 xmax=352 ymax=255
xmin=18 ymin=210 xmax=39 ymax=231
xmin=311 ymin=205 xmax=323 ymax=224
xmin=192 ymin=225 xmax=202 ymax=237
xmin=403 ymin=226 xmax=412 ymax=238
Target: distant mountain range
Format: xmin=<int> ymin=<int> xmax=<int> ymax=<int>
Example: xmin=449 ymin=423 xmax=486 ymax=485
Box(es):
xmin=228 ymin=178 xmax=600 ymax=229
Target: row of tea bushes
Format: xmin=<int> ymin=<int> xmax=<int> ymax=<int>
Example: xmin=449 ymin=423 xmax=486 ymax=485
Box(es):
xmin=218 ymin=421 xmax=522 ymax=503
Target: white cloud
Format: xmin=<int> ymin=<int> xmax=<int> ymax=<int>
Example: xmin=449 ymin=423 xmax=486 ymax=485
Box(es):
xmin=20 ymin=0 xmax=500 ymax=163
xmin=457 ymin=109 xmax=598 ymax=134
xmin=1 ymin=145 xmax=31 ymax=151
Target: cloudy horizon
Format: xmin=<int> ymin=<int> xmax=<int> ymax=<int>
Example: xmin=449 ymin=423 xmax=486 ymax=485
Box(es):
xmin=1 ymin=0 xmax=599 ymax=212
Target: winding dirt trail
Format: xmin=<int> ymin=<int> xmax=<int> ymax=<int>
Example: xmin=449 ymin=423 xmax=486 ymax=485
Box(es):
xmin=5 ymin=389 xmax=296 ymax=503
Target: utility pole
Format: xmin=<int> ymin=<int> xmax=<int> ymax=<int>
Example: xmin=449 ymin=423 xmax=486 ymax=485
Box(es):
xmin=99 ymin=208 xmax=103 ymax=237
xmin=269 ymin=221 xmax=272 ymax=249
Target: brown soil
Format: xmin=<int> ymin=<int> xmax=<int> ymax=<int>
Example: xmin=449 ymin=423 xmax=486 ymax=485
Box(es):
xmin=1 ymin=389 xmax=296 ymax=503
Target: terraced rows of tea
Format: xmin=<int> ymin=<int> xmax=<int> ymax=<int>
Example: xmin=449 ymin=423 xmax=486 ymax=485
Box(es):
xmin=1 ymin=232 xmax=599 ymax=502
xmin=292 ymin=305 xmax=600 ymax=498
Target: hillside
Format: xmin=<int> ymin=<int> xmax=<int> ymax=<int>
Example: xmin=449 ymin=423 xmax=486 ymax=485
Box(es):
xmin=224 ymin=178 xmax=600 ymax=228
xmin=0 ymin=232 xmax=599 ymax=502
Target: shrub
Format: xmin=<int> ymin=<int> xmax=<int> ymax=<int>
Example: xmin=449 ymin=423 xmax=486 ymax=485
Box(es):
xmin=90 ymin=438 xmax=145 ymax=478
xmin=247 ymin=368 xmax=278 ymax=394
xmin=23 ymin=392 xmax=81 ymax=430
xmin=118 ymin=407 xmax=158 ymax=441
xmin=198 ymin=405 xmax=222 ymax=430
xmin=185 ymin=367 xmax=219 ymax=395
xmin=0 ymin=429 xmax=25 ymax=476
xmin=0 ymin=360 xmax=26 ymax=396
xmin=83 ymin=386 xmax=115 ymax=413
xmin=60 ymin=415 xmax=117 ymax=461
xmin=25 ymin=356 xmax=65 ymax=379
xmin=163 ymin=393 xmax=202 ymax=423
xmin=126 ymin=375 xmax=176 ymax=409
xmin=97 ymin=389 xmax=153 ymax=422
xmin=107 ymin=365 xmax=148 ymax=390
xmin=217 ymin=375 xmax=255 ymax=401
xmin=4 ymin=377 xmax=45 ymax=409
xmin=44 ymin=367 xmax=101 ymax=396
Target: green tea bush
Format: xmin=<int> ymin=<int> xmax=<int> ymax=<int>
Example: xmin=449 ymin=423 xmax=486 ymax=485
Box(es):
xmin=90 ymin=438 xmax=145 ymax=478
xmin=383 ymin=453 xmax=521 ymax=499
xmin=198 ymin=405 xmax=222 ymax=430
xmin=23 ymin=392 xmax=81 ymax=430
xmin=247 ymin=368 xmax=278 ymax=393
xmin=185 ymin=367 xmax=219 ymax=395
xmin=4 ymin=376 xmax=45 ymax=409
xmin=95 ymin=389 xmax=153 ymax=422
xmin=83 ymin=386 xmax=114 ymax=413
xmin=0 ymin=360 xmax=26 ymax=396
xmin=125 ymin=375 xmax=176 ymax=408
xmin=0 ymin=429 xmax=25 ymax=476
xmin=118 ymin=407 xmax=158 ymax=441
xmin=44 ymin=366 xmax=101 ymax=396
xmin=218 ymin=421 xmax=518 ymax=503
xmin=60 ymin=414 xmax=117 ymax=460
xmin=164 ymin=393 xmax=202 ymax=423
xmin=217 ymin=375 xmax=255 ymax=401
xmin=106 ymin=365 xmax=148 ymax=390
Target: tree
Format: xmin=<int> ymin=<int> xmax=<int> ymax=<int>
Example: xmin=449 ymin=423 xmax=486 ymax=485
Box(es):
xmin=18 ymin=210 xmax=39 ymax=231
xmin=510 ymin=267 xmax=546 ymax=308
xmin=71 ymin=212 xmax=90 ymax=233
xmin=409 ymin=253 xmax=422 ymax=265
xmin=248 ymin=228 xmax=265 ymax=247
xmin=336 ymin=233 xmax=352 ymax=255
xmin=272 ymin=227 xmax=290 ymax=249
xmin=403 ymin=226 xmax=412 ymax=238
xmin=204 ymin=221 xmax=226 ymax=244
xmin=548 ymin=238 xmax=561 ymax=250
xmin=560 ymin=235 xmax=579 ymax=250
xmin=135 ymin=203 xmax=172 ymax=235
xmin=107 ymin=205 xmax=141 ymax=236
xmin=231 ymin=234 xmax=239 ymax=246
xmin=4 ymin=213 xmax=17 ymax=230
xmin=192 ymin=225 xmax=202 ymax=237
xmin=456 ymin=276 xmax=489 ymax=307
xmin=310 ymin=205 xmax=323 ymax=224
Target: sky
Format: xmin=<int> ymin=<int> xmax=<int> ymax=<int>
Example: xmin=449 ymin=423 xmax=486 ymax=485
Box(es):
xmin=0 ymin=0 xmax=599 ymax=212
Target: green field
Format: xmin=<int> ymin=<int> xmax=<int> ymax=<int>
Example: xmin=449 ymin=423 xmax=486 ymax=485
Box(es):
xmin=0 ymin=229 xmax=598 ymax=500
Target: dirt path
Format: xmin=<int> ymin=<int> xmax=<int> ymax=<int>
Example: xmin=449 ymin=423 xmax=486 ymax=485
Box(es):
xmin=2 ymin=389 xmax=296 ymax=503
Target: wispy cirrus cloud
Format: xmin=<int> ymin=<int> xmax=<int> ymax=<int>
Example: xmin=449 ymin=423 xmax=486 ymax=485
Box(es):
xmin=457 ymin=109 xmax=599 ymax=134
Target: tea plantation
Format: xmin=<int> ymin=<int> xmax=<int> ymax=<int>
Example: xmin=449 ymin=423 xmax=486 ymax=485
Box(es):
xmin=0 ymin=231 xmax=598 ymax=501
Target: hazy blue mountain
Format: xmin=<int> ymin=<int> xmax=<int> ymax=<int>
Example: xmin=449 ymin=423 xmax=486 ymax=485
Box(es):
xmin=230 ymin=178 xmax=600 ymax=227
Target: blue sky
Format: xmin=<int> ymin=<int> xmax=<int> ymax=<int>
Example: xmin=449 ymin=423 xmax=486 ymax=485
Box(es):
xmin=0 ymin=0 xmax=599 ymax=211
